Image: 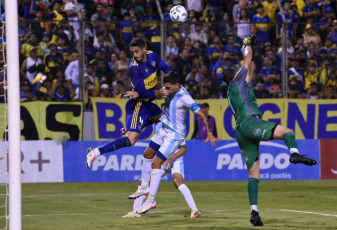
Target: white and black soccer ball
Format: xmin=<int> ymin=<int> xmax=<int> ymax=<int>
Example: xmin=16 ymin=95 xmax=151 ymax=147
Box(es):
xmin=170 ymin=5 xmax=188 ymax=23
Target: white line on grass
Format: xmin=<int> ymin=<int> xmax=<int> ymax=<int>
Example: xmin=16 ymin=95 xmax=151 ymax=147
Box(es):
xmin=21 ymin=191 xmax=335 ymax=198
xmin=281 ymin=209 xmax=337 ymax=217
xmin=22 ymin=209 xmax=230 ymax=217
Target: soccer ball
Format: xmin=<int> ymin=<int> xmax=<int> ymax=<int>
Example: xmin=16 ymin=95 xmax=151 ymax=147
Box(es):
xmin=170 ymin=5 xmax=188 ymax=23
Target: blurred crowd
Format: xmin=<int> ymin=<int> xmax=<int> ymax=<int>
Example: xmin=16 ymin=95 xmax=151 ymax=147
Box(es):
xmin=0 ymin=0 xmax=336 ymax=110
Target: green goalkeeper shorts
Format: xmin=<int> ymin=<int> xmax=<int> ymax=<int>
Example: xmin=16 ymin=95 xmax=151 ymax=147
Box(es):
xmin=235 ymin=116 xmax=278 ymax=169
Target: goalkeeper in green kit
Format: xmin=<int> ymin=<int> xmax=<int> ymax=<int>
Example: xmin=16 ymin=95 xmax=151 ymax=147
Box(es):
xmin=221 ymin=35 xmax=317 ymax=227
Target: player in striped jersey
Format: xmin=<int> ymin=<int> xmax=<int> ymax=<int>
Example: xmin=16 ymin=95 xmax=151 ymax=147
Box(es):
xmin=221 ymin=35 xmax=317 ymax=226
xmin=136 ymin=72 xmax=219 ymax=215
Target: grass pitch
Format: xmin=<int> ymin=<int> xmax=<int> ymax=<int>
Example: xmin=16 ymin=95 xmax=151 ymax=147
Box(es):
xmin=1 ymin=180 xmax=337 ymax=229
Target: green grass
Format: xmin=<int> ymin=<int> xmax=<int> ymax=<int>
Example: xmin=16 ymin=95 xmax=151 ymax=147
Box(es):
xmin=1 ymin=180 xmax=337 ymax=229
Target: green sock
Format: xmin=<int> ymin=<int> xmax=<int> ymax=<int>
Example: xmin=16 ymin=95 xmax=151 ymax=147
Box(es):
xmin=248 ymin=178 xmax=259 ymax=206
xmin=284 ymin=132 xmax=298 ymax=150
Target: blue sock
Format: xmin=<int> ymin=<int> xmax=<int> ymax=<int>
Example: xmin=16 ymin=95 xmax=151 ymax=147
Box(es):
xmin=98 ymin=137 xmax=131 ymax=155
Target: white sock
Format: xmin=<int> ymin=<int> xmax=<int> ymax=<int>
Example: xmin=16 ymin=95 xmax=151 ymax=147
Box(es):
xmin=178 ymin=184 xmax=197 ymax=211
xmin=290 ymin=148 xmax=299 ymax=154
xmin=148 ymin=169 xmax=162 ymax=201
xmin=133 ymin=186 xmax=146 ymax=213
xmin=93 ymin=148 xmax=101 ymax=157
xmin=140 ymin=157 xmax=153 ymax=188
xmin=250 ymin=205 xmax=258 ymax=212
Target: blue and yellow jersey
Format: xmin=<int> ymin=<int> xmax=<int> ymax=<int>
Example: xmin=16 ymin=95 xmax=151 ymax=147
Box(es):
xmin=260 ymin=67 xmax=280 ymax=89
xmin=120 ymin=21 xmax=134 ymax=44
xmin=129 ymin=50 xmax=172 ymax=98
xmin=48 ymin=10 xmax=68 ymax=28
xmin=252 ymin=14 xmax=270 ymax=29
xmin=141 ymin=14 xmax=159 ymax=33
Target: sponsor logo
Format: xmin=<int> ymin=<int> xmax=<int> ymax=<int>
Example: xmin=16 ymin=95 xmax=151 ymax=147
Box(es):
xmin=253 ymin=128 xmax=261 ymax=136
xmin=331 ymin=169 xmax=337 ymax=174
xmin=215 ymin=141 xmax=291 ymax=180
xmin=151 ymin=61 xmax=156 ymax=67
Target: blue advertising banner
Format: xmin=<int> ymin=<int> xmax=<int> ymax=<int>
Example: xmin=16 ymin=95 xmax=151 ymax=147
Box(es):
xmin=63 ymin=140 xmax=319 ymax=182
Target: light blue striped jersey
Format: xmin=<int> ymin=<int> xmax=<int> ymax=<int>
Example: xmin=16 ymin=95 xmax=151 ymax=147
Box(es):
xmin=160 ymin=86 xmax=200 ymax=138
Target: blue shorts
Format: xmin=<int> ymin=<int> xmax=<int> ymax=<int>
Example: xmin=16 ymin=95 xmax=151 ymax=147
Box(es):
xmin=125 ymin=99 xmax=162 ymax=133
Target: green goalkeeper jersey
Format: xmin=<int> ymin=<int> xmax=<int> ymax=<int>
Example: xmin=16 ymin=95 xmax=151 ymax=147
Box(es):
xmin=227 ymin=66 xmax=263 ymax=124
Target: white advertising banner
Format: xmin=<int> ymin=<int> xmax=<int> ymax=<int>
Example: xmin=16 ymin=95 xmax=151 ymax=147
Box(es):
xmin=0 ymin=141 xmax=64 ymax=183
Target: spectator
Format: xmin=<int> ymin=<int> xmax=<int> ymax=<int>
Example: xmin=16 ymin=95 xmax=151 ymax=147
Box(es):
xmin=322 ymin=85 xmax=337 ymax=99
xmin=144 ymin=22 xmax=161 ymax=55
xmin=64 ymin=0 xmax=80 ymax=33
xmin=254 ymin=78 xmax=272 ymax=98
xmin=206 ymin=0 xmax=223 ymax=21
xmin=94 ymin=23 xmax=118 ymax=53
xmin=99 ymin=82 xmax=111 ymax=97
xmin=304 ymin=62 xmax=320 ymax=90
xmin=49 ymin=79 xmax=76 ymax=101
xmin=192 ymin=103 xmax=217 ymax=140
xmin=47 ymin=0 xmax=68 ymax=32
xmin=185 ymin=68 xmax=200 ymax=99
xmin=306 ymin=82 xmax=321 ymax=99
xmin=319 ymin=6 xmax=336 ymax=43
xmin=18 ymin=17 xmax=31 ymax=46
xmin=44 ymin=42 xmax=64 ymax=73
xmin=208 ymin=35 xmax=225 ymax=74
xmin=20 ymin=81 xmax=35 ymax=102
xmin=94 ymin=0 xmax=114 ymax=14
xmin=21 ymin=33 xmax=44 ymax=58
xmin=323 ymin=37 xmax=337 ymax=55
xmin=65 ymin=53 xmax=79 ymax=90
xmin=39 ymin=32 xmax=50 ymax=56
xmin=141 ymin=3 xmax=159 ymax=34
xmin=238 ymin=0 xmax=258 ymax=21
xmin=325 ymin=69 xmax=337 ymax=91
xmin=106 ymin=5 xmax=120 ymax=40
xmin=262 ymin=0 xmax=278 ymax=28
xmin=252 ymin=4 xmax=271 ymax=44
xmin=328 ymin=20 xmax=337 ymax=44
xmin=302 ymin=24 xmax=322 ymax=49
xmin=185 ymin=0 xmax=203 ymax=18
xmin=219 ymin=12 xmax=234 ymax=41
xmin=57 ymin=36 xmax=73 ymax=67
xmin=90 ymin=3 xmax=109 ymax=34
xmin=268 ymin=81 xmax=282 ymax=98
xmin=176 ymin=48 xmax=192 ymax=84
xmin=189 ymin=22 xmax=208 ymax=45
xmin=96 ymin=59 xmax=114 ymax=86
xmin=93 ymin=32 xmax=110 ymax=54
xmin=199 ymin=4 xmax=216 ymax=22
xmin=276 ymin=1 xmax=293 ymax=40
xmin=29 ymin=9 xmax=49 ymax=42
xmin=112 ymin=80 xmax=126 ymax=98
xmin=303 ymin=0 xmax=320 ymax=21
xmin=260 ymin=56 xmax=280 ymax=89
xmin=235 ymin=8 xmax=250 ymax=40
xmin=290 ymin=3 xmax=300 ymax=40
xmin=224 ymin=34 xmax=241 ymax=60
xmin=20 ymin=47 xmax=42 ymax=84
xmin=288 ymin=84 xmax=303 ymax=99
xmin=35 ymin=76 xmax=53 ymax=101
xmin=113 ymin=50 xmax=129 ymax=80
xmin=108 ymin=52 xmax=118 ymax=70
xmin=119 ymin=12 xmax=135 ymax=48
xmin=166 ymin=35 xmax=179 ymax=61
xmin=79 ymin=76 xmax=99 ymax=110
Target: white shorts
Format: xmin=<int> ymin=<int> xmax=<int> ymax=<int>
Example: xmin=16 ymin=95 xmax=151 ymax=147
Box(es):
xmin=161 ymin=156 xmax=184 ymax=178
xmin=151 ymin=125 xmax=185 ymax=159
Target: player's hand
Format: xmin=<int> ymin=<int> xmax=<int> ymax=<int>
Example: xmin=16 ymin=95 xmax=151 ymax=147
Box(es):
xmin=124 ymin=91 xmax=139 ymax=99
xmin=205 ymin=133 xmax=220 ymax=146
xmin=158 ymin=88 xmax=169 ymax=98
xmin=162 ymin=160 xmax=172 ymax=170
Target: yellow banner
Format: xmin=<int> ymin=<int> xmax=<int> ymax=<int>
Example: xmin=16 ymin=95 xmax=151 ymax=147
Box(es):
xmin=91 ymin=98 xmax=337 ymax=140
xmin=0 ymin=101 xmax=83 ymax=140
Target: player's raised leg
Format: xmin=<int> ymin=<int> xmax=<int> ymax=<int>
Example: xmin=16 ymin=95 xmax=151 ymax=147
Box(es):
xmin=272 ymin=125 xmax=317 ymax=166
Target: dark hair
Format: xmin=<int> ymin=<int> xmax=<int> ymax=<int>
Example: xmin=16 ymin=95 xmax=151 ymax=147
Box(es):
xmin=163 ymin=72 xmax=181 ymax=85
xmin=221 ymin=68 xmax=236 ymax=84
xmin=256 ymin=4 xmax=263 ymax=9
xmin=201 ymin=103 xmax=209 ymax=109
xmin=129 ymin=38 xmax=145 ymax=48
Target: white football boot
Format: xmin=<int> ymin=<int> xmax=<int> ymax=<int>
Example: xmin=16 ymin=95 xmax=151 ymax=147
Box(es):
xmin=86 ymin=148 xmax=97 ymax=168
xmin=128 ymin=186 xmax=150 ymax=199
xmin=122 ymin=212 xmax=141 ymax=218
xmin=191 ymin=210 xmax=202 ymax=218
xmin=136 ymin=199 xmax=156 ymax=214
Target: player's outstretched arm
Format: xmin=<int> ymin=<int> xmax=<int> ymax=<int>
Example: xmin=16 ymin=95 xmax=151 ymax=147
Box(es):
xmin=162 ymin=145 xmax=187 ymax=169
xmin=195 ymin=110 xmax=220 ymax=146
xmin=242 ymin=36 xmax=256 ymax=84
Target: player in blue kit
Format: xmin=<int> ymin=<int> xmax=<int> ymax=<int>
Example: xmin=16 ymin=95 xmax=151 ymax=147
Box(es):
xmin=86 ymin=38 xmax=172 ymax=168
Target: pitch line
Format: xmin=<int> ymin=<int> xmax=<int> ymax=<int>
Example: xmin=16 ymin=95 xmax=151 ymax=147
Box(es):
xmin=22 ymin=209 xmax=230 ymax=217
xmin=281 ymin=209 xmax=337 ymax=217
